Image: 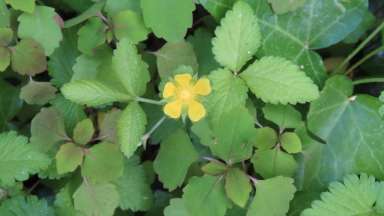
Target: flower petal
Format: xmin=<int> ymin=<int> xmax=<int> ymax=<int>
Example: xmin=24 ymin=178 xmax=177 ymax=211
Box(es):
xmin=163 ymin=100 xmax=182 ymax=119
xmin=174 ymin=74 xmax=192 ymax=88
xmin=163 ymin=82 xmax=176 ymax=98
xmin=188 ymin=100 xmax=206 ymax=122
xmin=193 ymin=78 xmax=211 ymax=96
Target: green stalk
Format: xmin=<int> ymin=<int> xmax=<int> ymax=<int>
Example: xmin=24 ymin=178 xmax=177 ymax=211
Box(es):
xmin=352 ymin=77 xmax=384 ymax=85
xmin=346 ymin=46 xmax=384 ymax=75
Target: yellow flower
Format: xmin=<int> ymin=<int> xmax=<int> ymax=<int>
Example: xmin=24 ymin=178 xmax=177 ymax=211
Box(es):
xmin=162 ymin=73 xmax=211 ymax=122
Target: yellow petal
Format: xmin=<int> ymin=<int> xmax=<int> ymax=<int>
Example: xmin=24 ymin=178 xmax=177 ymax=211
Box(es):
xmin=174 ymin=74 xmax=192 ymax=88
xmin=163 ymin=82 xmax=176 ymax=98
xmin=188 ymin=100 xmax=206 ymax=122
xmin=193 ymin=78 xmax=211 ymax=96
xmin=163 ymin=100 xmax=182 ymax=119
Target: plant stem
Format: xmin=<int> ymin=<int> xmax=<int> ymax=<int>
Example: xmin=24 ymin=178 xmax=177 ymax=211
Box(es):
xmin=352 ymin=77 xmax=384 ymax=85
xmin=136 ymin=97 xmax=164 ymax=105
xmin=337 ymin=21 xmax=384 ymax=73
xmin=346 ymin=46 xmax=384 ymax=75
xmin=141 ymin=116 xmax=166 ymax=149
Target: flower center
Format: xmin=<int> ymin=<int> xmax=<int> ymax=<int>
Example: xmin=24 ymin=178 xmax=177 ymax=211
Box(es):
xmin=179 ymin=89 xmax=193 ymax=101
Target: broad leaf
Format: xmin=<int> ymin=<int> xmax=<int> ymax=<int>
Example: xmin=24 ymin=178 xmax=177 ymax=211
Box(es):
xmin=0 ymin=79 xmax=22 ymax=131
xmin=56 ymin=142 xmax=83 ymax=174
xmin=268 ymin=0 xmax=306 ymax=14
xmin=252 ymin=127 xmax=277 ymax=150
xmin=240 ymin=56 xmax=319 ymax=104
xmin=164 ymin=198 xmax=189 ymax=216
xmin=77 ymin=17 xmax=106 ymax=55
xmin=224 ymin=168 xmax=252 ymax=207
xmin=0 ymin=195 xmax=54 ymax=216
xmin=0 ymin=46 xmax=10 ymax=71
xmin=4 ymin=0 xmax=35 ymax=13
xmin=112 ymin=10 xmax=149 ymax=43
xmin=262 ymin=104 xmax=302 ymax=129
xmin=105 ymin=0 xmax=141 ymax=16
xmin=20 ymin=80 xmax=57 ymax=105
xmin=73 ymin=118 xmax=94 ymax=145
xmin=98 ymin=109 xmax=122 ymax=143
xmin=11 ymin=39 xmax=47 ymax=76
xmin=281 ymin=132 xmax=302 ymax=154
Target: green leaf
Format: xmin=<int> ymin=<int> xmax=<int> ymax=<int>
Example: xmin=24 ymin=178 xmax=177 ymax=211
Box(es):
xmin=112 ymin=10 xmax=149 ymax=43
xmin=268 ymin=0 xmax=306 ymax=14
xmin=201 ymin=160 xmax=227 ymax=176
xmin=113 ymin=155 xmax=154 ymax=211
xmin=197 ymin=0 xmax=236 ymax=20
xmin=211 ymin=106 xmax=255 ymax=163
xmin=240 ymin=56 xmax=319 ymax=104
xmin=20 ymin=80 xmax=57 ymax=105
xmin=0 ymin=131 xmax=50 ymax=185
xmin=0 ymin=27 xmax=12 ymax=46
xmin=252 ymin=148 xmax=298 ymax=178
xmin=18 ymin=6 xmax=63 ymax=55
xmin=154 ymin=129 xmax=198 ymax=190
xmin=73 ymin=118 xmax=94 ymax=145
xmin=164 ymin=198 xmax=189 ymax=216
xmin=262 ymin=104 xmax=302 ymax=129
xmin=105 ymin=0 xmax=141 ymax=16
xmin=183 ymin=175 xmax=230 ymax=216
xmin=252 ymin=127 xmax=277 ymax=150
xmin=113 ymin=38 xmax=150 ymax=96
xmin=56 ymin=142 xmax=83 ymax=174
xmin=191 ymin=119 xmax=215 ymax=146
xmin=54 ymin=183 xmax=81 ymax=216
xmin=302 ymin=174 xmax=383 ymax=216
xmin=98 ymin=109 xmax=121 ymax=144
xmin=281 ymin=132 xmax=302 ymax=153
xmin=156 ymin=41 xmax=199 ymax=79
xmin=212 ymin=1 xmax=261 ymax=72
xmin=77 ymin=17 xmax=106 ymax=55
xmin=247 ymin=176 xmax=296 ymax=216
xmin=0 ymin=196 xmax=54 ymax=216
xmin=303 ymin=75 xmax=384 ymax=189
xmin=141 ymin=0 xmax=195 ymax=42
xmin=117 ymin=102 xmax=147 ymax=158
xmin=5 ymin=0 xmax=35 ymax=13
xmin=0 ymin=0 xmax=10 ymax=28
xmin=61 ymin=80 xmax=132 ymax=106
xmin=64 ymin=2 xmax=105 ymax=28
xmin=0 ymin=79 xmax=22 ymax=131
xmin=0 ymin=46 xmax=10 ymax=72
xmin=206 ymin=69 xmax=248 ymax=124
xmin=82 ymin=142 xmax=124 ymax=183
xmin=224 ymin=168 xmax=252 ymax=208
xmin=73 ymin=182 xmax=119 ymax=216
xmin=11 ymin=38 xmax=47 ymax=76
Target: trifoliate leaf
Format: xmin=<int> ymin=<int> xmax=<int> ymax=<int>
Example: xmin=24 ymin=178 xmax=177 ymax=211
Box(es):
xmin=82 ymin=142 xmax=124 ymax=183
xmin=117 ymin=102 xmax=147 ymax=158
xmin=0 ymin=27 xmax=12 ymax=46
xmin=252 ymin=148 xmax=298 ymax=178
xmin=154 ymin=129 xmax=199 ymax=190
xmin=20 ymin=80 xmax=57 ymax=105
xmin=73 ymin=182 xmax=119 ymax=216
xmin=201 ymin=160 xmax=227 ymax=176
xmin=183 ymin=175 xmax=230 ymax=216
xmin=247 ymin=176 xmax=296 ymax=216
xmin=113 ymin=155 xmax=154 ymax=211
xmin=141 ymin=0 xmax=195 ymax=42
xmin=212 ymin=1 xmax=261 ymax=72
xmin=252 ymin=127 xmax=277 ymax=150
xmin=224 ymin=168 xmax=252 ymax=208
xmin=56 ymin=142 xmax=83 ymax=174
xmin=0 ymin=46 xmax=10 ymax=72
xmin=156 ymin=41 xmax=199 ymax=79
xmin=4 ymin=0 xmax=35 ymax=13
xmin=73 ymin=118 xmax=94 ymax=145
xmin=112 ymin=10 xmax=149 ymax=43
xmin=302 ymin=174 xmax=383 ymax=216
xmin=61 ymin=80 xmax=132 ymax=106
xmin=262 ymin=104 xmax=302 ymax=129
xmin=281 ymin=132 xmax=302 ymax=153
xmin=211 ymin=106 xmax=255 ymax=163
xmin=206 ymin=69 xmax=248 ymax=124
xmin=268 ymin=0 xmax=306 ymax=14
xmin=164 ymin=198 xmax=189 ymax=216
xmin=11 ymin=38 xmax=47 ymax=76
xmin=18 ymin=6 xmax=63 ymax=55
xmin=0 ymin=195 xmax=54 ymax=216
xmin=0 ymin=131 xmax=50 ymax=185
xmin=77 ymin=17 xmax=106 ymax=55
xmin=113 ymin=38 xmax=150 ymax=96
xmin=240 ymin=56 xmax=319 ymax=104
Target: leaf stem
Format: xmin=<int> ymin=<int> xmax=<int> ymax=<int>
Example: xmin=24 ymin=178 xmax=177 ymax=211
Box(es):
xmin=345 ymin=46 xmax=384 ymax=75
xmin=136 ymin=97 xmax=165 ymax=105
xmin=141 ymin=116 xmax=167 ymax=149
xmin=352 ymin=77 xmax=384 ymax=85
xmin=337 ymin=21 xmax=384 ymax=73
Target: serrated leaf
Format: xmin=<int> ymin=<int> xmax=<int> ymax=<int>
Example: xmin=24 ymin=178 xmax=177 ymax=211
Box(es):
xmin=156 ymin=41 xmax=199 ymax=79
xmin=263 ymin=104 xmax=302 ymax=129
xmin=206 ymin=69 xmax=248 ymax=124
xmin=113 ymin=155 xmax=153 ymax=211
xmin=73 ymin=118 xmax=94 ymax=145
xmin=73 ymin=182 xmax=119 ymax=216
xmin=56 ymin=142 xmax=83 ymax=174
xmin=113 ymin=38 xmax=150 ymax=96
xmin=141 ymin=0 xmax=195 ymax=42
xmin=164 ymin=198 xmax=189 ymax=216
xmin=77 ymin=17 xmax=106 ymax=55
xmin=268 ymin=0 xmax=306 ymax=14
xmin=252 ymin=127 xmax=277 ymax=150
xmin=18 ymin=6 xmax=63 ymax=55
xmin=0 ymin=131 xmax=50 ymax=185
xmin=61 ymin=80 xmax=132 ymax=106
xmin=117 ymin=102 xmax=147 ymax=158
xmin=225 ymin=168 xmax=252 ymax=207
xmin=11 ymin=38 xmax=47 ymax=76
xmin=247 ymin=176 xmax=296 ymax=216
xmin=82 ymin=142 xmax=123 ymax=183
xmin=281 ymin=132 xmax=302 ymax=153
xmin=0 ymin=195 xmax=54 ymax=216
xmin=212 ymin=1 xmax=261 ymax=72
xmin=183 ymin=175 xmax=230 ymax=216
xmin=20 ymin=80 xmax=57 ymax=105
xmin=154 ymin=129 xmax=198 ymax=190
xmin=0 ymin=46 xmax=10 ymax=72
xmin=240 ymin=56 xmax=319 ymax=104
xmin=112 ymin=10 xmax=149 ymax=43
xmin=5 ymin=0 xmax=35 ymax=13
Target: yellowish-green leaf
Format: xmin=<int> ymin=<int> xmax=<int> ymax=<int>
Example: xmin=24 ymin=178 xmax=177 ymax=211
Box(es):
xmin=56 ymin=142 xmax=83 ymax=174
xmin=73 ymin=118 xmax=94 ymax=145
